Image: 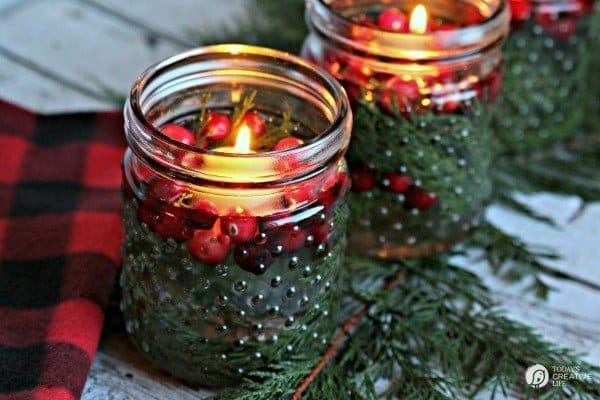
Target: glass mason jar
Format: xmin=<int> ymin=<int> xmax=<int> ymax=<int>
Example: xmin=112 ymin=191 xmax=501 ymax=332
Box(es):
xmin=121 ymin=45 xmax=352 ymax=387
xmin=494 ymin=0 xmax=597 ymax=153
xmin=302 ymin=0 xmax=510 ymax=258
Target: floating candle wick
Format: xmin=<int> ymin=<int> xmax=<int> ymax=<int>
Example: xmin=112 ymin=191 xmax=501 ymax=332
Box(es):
xmin=409 ymin=4 xmax=428 ymax=34
xmin=234 ymin=125 xmax=252 ymax=153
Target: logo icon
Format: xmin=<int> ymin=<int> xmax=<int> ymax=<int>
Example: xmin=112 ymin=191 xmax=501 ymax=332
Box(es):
xmin=525 ymin=364 xmax=549 ymax=389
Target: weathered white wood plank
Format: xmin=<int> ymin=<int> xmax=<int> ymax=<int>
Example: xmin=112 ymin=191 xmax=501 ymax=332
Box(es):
xmin=82 ymin=334 xmax=214 ymax=400
xmin=0 ymin=53 xmax=112 ymax=112
xmin=0 ymin=0 xmax=188 ymax=112
xmin=83 ymin=0 xmax=245 ymax=43
xmin=486 ymin=194 xmax=600 ymax=287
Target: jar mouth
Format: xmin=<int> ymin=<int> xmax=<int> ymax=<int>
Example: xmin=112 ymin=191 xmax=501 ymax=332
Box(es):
xmin=307 ymin=0 xmax=510 ymax=60
xmin=125 ymin=45 xmax=352 ymax=184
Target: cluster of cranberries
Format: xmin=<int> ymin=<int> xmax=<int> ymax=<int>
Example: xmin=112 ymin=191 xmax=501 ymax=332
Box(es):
xmin=315 ymin=6 xmax=504 ymax=115
xmin=133 ymin=170 xmax=348 ymax=275
xmin=350 ymin=166 xmax=437 ymax=211
xmin=353 ymin=5 xmax=486 ymax=33
xmin=508 ymin=0 xmax=594 ymax=37
xmin=128 ymin=112 xmax=349 ymax=274
xmin=160 ymin=109 xmax=303 ymax=152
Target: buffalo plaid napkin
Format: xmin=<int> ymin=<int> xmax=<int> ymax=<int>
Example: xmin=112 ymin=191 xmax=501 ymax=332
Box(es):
xmin=0 ymin=100 xmax=124 ymax=400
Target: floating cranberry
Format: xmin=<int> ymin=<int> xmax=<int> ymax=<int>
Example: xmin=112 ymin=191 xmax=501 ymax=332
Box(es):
xmin=148 ymin=179 xmax=186 ymax=203
xmin=202 ymin=112 xmax=232 ymax=141
xmin=405 ymin=187 xmax=438 ymax=211
xmin=383 ymin=173 xmax=413 ymax=193
xmin=220 ymin=208 xmax=258 ymax=244
xmin=188 ymin=229 xmax=232 ymax=265
xmin=273 ymin=224 xmax=307 ymax=253
xmin=377 ymin=7 xmax=409 ymax=32
xmin=161 ymin=124 xmax=196 ymax=146
xmin=241 ymin=111 xmax=266 ymax=138
xmin=318 ymin=170 xmax=349 ymax=207
xmin=574 ymin=0 xmax=595 ymax=15
xmin=351 ymin=167 xmax=376 ymax=193
xmin=508 ymin=0 xmax=532 ymax=22
xmin=537 ymin=15 xmax=578 ymax=41
xmin=463 ymin=6 xmax=485 ymax=25
xmin=136 ymin=200 xmax=159 ymax=229
xmin=311 ymin=220 xmax=331 ymax=244
xmin=379 ymin=76 xmax=421 ymax=115
xmin=352 ymin=14 xmax=377 ymax=41
xmin=274 ymin=137 xmax=304 ymax=151
xmin=179 ymin=152 xmax=203 ymax=168
xmin=154 ymin=205 xmax=194 ymax=241
xmin=187 ymin=200 xmax=219 ymax=230
xmin=485 ymin=66 xmax=504 ymax=103
xmin=234 ymin=243 xmax=274 ymax=275
xmin=436 ymin=23 xmax=458 ymax=31
xmin=283 ymin=183 xmax=313 ymax=209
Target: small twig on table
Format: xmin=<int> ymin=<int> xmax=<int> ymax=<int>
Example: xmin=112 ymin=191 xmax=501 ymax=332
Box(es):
xmin=291 ymin=269 xmax=407 ymax=400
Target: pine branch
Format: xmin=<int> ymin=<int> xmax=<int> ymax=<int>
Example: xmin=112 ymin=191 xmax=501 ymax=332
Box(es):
xmin=291 ymin=270 xmax=407 ymax=400
xmin=209 ymin=256 xmax=600 ymax=399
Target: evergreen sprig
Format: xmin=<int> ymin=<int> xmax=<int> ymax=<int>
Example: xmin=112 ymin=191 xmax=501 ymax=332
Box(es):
xmin=209 ymin=256 xmax=600 ymax=400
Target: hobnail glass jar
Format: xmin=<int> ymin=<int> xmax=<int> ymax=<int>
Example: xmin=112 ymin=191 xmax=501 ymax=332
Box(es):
xmin=302 ymin=0 xmax=509 ymax=258
xmin=495 ymin=0 xmax=597 ymax=152
xmin=121 ymin=45 xmax=352 ymax=387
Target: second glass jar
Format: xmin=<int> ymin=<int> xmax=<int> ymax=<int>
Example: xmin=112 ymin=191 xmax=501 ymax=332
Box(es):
xmin=302 ymin=0 xmax=510 ymax=258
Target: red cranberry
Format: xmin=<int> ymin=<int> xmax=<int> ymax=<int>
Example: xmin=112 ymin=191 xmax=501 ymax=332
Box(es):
xmin=377 ymin=7 xmax=409 ymax=32
xmin=273 ymin=224 xmax=307 ymax=253
xmin=383 ymin=173 xmax=413 ymax=193
xmin=241 ymin=111 xmax=266 ymax=138
xmin=153 ymin=205 xmax=194 ymax=241
xmin=274 ymin=137 xmax=304 ymax=151
xmin=509 ymin=0 xmax=532 ymax=22
xmin=379 ymin=76 xmax=421 ymax=115
xmin=161 ymin=124 xmax=196 ymax=146
xmin=436 ymin=23 xmax=458 ymax=31
xmin=311 ymin=220 xmax=331 ymax=244
xmin=463 ymin=6 xmax=485 ymax=25
xmin=136 ymin=200 xmax=159 ymax=229
xmin=352 ymin=15 xmax=377 ymax=41
xmin=148 ymin=179 xmax=186 ymax=203
xmin=134 ymin=161 xmax=155 ymax=181
xmin=202 ymin=112 xmax=232 ymax=141
xmin=339 ymin=61 xmax=373 ymax=107
xmin=574 ymin=0 xmax=595 ymax=15
xmin=405 ymin=187 xmax=438 ymax=211
xmin=537 ymin=15 xmax=578 ymax=41
xmin=283 ymin=183 xmax=313 ymax=209
xmin=187 ymin=200 xmax=219 ymax=230
xmin=351 ymin=167 xmax=376 ymax=193
xmin=319 ymin=171 xmax=349 ymax=207
xmin=220 ymin=208 xmax=258 ymax=244
xmin=179 ymin=152 xmax=203 ymax=168
xmin=234 ymin=242 xmax=274 ymax=275
xmin=188 ymin=229 xmax=232 ymax=265
xmin=485 ymin=66 xmax=504 ymax=103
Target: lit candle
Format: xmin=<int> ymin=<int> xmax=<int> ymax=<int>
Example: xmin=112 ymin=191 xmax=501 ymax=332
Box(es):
xmin=214 ymin=125 xmax=256 ymax=154
xmin=409 ymin=4 xmax=428 ymax=34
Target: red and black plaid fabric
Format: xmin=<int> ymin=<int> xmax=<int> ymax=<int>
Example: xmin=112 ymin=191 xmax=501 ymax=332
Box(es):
xmin=0 ymin=99 xmax=125 ymax=400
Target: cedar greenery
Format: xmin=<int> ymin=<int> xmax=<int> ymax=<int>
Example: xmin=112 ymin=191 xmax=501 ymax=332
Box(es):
xmin=179 ymin=3 xmax=600 ymax=398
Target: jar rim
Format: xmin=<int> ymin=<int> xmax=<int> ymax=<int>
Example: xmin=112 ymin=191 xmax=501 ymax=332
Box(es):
xmin=125 ymin=45 xmax=352 ymax=184
xmin=307 ymin=0 xmax=511 ymax=60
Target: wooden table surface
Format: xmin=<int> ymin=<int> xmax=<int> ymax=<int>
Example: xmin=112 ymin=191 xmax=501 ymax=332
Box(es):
xmin=1 ymin=2 xmax=598 ymax=399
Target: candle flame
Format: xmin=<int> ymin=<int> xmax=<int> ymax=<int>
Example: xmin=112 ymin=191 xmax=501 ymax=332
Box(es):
xmin=234 ymin=125 xmax=252 ymax=153
xmin=409 ymin=4 xmax=428 ymax=34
